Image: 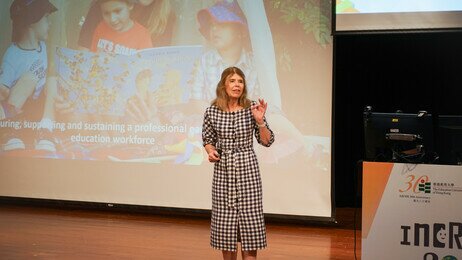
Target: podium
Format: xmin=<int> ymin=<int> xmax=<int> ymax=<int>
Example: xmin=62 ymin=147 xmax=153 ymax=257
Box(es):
xmin=362 ymin=162 xmax=462 ymax=259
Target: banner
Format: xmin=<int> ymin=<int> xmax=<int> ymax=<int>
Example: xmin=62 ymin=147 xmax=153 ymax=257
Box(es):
xmin=362 ymin=162 xmax=462 ymax=259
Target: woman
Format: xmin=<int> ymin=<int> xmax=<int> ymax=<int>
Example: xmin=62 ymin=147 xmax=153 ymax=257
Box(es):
xmin=202 ymin=67 xmax=274 ymax=260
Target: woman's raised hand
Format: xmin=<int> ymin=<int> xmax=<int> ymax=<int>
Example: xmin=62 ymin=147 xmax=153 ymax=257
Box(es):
xmin=251 ymin=98 xmax=267 ymax=124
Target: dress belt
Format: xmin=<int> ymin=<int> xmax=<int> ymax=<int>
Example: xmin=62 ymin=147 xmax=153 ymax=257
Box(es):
xmin=219 ymin=146 xmax=253 ymax=208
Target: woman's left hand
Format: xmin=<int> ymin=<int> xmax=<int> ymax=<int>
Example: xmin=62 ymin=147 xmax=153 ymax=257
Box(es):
xmin=251 ymin=98 xmax=267 ymax=124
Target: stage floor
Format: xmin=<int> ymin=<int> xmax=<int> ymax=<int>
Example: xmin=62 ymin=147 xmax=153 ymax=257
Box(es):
xmin=0 ymin=205 xmax=361 ymax=259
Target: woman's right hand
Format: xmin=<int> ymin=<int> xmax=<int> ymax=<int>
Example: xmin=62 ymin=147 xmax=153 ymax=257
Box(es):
xmin=208 ymin=150 xmax=220 ymax=162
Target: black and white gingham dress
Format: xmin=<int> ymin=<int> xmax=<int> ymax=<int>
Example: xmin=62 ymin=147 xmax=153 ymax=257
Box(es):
xmin=202 ymin=103 xmax=275 ymax=251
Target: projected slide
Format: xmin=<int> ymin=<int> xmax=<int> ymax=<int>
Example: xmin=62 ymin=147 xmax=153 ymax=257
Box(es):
xmin=0 ymin=0 xmax=332 ymax=217
xmin=336 ymin=0 xmax=462 ymax=31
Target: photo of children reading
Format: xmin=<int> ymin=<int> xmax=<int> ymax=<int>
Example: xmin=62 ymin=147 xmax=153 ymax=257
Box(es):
xmin=0 ymin=0 xmax=332 ymax=170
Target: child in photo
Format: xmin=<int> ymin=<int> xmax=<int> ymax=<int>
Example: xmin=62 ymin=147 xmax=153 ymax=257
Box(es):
xmin=191 ymin=0 xmax=308 ymax=163
xmin=79 ymin=0 xmax=174 ymax=50
xmin=0 ymin=0 xmax=59 ymax=152
xmin=91 ymin=0 xmax=153 ymax=55
xmin=190 ymin=0 xmax=260 ymax=103
xmin=59 ymin=0 xmax=156 ymax=159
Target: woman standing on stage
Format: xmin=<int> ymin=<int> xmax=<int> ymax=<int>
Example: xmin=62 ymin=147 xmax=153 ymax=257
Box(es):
xmin=202 ymin=67 xmax=274 ymax=260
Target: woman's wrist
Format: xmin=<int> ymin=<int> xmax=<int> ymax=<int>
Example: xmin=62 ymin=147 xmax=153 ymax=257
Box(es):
xmin=204 ymin=144 xmax=215 ymax=154
xmin=257 ymin=122 xmax=266 ymax=128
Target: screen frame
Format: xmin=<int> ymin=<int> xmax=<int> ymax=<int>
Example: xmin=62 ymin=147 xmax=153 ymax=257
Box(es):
xmin=332 ymin=2 xmax=462 ymax=34
xmin=0 ymin=0 xmax=336 ymax=221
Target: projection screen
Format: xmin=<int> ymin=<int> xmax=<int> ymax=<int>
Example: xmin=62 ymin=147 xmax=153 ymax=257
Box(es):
xmin=0 ymin=0 xmax=333 ymax=218
xmin=336 ymin=0 xmax=462 ymax=32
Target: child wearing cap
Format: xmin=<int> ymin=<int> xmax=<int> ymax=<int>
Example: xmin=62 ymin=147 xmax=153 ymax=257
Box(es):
xmin=0 ymin=0 xmax=59 ymax=152
xmin=190 ymin=0 xmax=259 ymax=103
xmin=91 ymin=0 xmax=153 ymax=55
xmin=192 ymin=0 xmax=308 ymax=165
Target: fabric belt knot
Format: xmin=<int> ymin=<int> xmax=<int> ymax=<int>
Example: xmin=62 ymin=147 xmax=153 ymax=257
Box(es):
xmin=220 ymin=146 xmax=253 ymax=208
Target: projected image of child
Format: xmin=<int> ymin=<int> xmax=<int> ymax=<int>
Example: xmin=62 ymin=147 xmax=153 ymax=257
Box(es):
xmin=90 ymin=0 xmax=153 ymax=55
xmin=51 ymin=1 xmax=177 ymax=161
xmin=190 ymin=0 xmax=308 ymax=164
xmin=190 ymin=0 xmax=259 ymax=103
xmin=0 ymin=0 xmax=59 ymax=153
xmin=55 ymin=0 xmax=156 ymax=123
xmin=79 ymin=0 xmax=175 ymax=51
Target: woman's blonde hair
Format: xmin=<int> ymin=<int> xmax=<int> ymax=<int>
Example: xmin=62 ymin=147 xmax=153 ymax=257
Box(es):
xmin=145 ymin=0 xmax=171 ymax=39
xmin=212 ymin=67 xmax=251 ymax=111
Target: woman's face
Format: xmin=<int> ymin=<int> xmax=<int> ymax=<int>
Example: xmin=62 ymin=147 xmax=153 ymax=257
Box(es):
xmin=225 ymin=73 xmax=244 ymax=100
xmin=30 ymin=14 xmax=51 ymax=41
xmin=101 ymin=1 xmax=133 ymax=32
xmin=209 ymin=21 xmax=242 ymax=51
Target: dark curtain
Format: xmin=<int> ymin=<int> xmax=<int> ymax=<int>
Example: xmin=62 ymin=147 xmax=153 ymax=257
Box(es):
xmin=333 ymin=31 xmax=462 ymax=206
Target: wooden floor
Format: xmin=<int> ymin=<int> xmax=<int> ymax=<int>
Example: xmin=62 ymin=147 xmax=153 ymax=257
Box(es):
xmin=0 ymin=205 xmax=361 ymax=259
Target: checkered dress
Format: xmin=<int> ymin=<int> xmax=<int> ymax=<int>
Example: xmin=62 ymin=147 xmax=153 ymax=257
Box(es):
xmin=202 ymin=103 xmax=275 ymax=251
